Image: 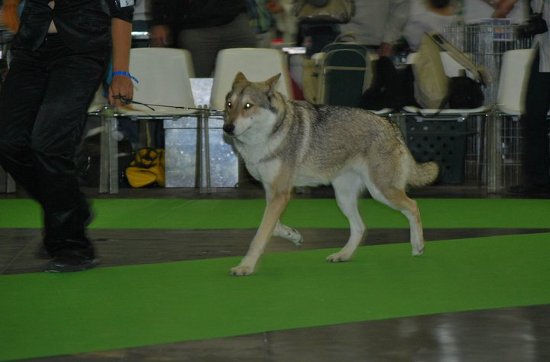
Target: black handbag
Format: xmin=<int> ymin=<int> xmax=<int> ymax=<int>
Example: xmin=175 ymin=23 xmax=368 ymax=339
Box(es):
xmin=448 ymin=72 xmax=484 ymax=109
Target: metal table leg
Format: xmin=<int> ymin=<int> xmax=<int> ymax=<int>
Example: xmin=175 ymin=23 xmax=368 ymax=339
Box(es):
xmin=486 ymin=109 xmax=503 ymax=193
xmin=99 ymin=106 xmax=119 ymax=194
xmin=198 ymin=107 xmax=212 ymax=194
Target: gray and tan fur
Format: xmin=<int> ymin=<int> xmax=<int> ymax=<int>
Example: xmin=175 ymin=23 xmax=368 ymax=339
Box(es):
xmin=223 ymin=72 xmax=439 ymax=276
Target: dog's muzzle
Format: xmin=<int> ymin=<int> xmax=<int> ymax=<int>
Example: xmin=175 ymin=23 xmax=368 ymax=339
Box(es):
xmin=223 ymin=124 xmax=235 ymax=135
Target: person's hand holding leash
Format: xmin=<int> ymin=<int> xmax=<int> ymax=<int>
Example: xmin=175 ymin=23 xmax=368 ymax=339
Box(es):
xmin=109 ymin=73 xmax=134 ymax=107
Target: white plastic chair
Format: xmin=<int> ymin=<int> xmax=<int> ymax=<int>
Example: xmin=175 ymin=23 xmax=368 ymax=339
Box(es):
xmin=486 ymin=49 xmax=535 ymax=191
xmin=122 ymin=48 xmax=196 ymax=116
xmin=88 ymin=47 xmax=198 ymax=193
xmin=209 ymin=48 xmax=293 ymax=110
xmin=496 ymin=49 xmax=534 ymax=116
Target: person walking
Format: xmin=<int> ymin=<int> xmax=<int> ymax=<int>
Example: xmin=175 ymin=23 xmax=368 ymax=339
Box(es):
xmin=0 ymin=0 xmax=135 ymax=272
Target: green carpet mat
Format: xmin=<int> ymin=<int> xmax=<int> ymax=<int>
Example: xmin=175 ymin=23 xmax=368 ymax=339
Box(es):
xmin=1 ymin=198 xmax=550 ymax=229
xmin=1 ymin=233 xmax=550 ymax=361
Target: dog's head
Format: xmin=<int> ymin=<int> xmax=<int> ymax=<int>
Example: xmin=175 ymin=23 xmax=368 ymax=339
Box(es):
xmin=222 ymin=72 xmax=283 ymax=142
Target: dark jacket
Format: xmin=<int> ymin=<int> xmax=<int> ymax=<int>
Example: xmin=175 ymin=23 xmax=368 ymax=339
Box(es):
xmin=12 ymin=0 xmax=134 ymax=51
xmin=151 ymin=0 xmax=248 ymax=32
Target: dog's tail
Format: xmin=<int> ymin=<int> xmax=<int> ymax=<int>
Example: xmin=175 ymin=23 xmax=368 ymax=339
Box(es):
xmin=409 ymin=161 xmax=439 ymax=187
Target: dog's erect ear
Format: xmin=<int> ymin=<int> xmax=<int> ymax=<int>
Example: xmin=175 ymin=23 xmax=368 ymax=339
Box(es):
xmin=233 ymin=72 xmax=248 ymax=86
xmin=265 ymin=73 xmax=281 ymax=94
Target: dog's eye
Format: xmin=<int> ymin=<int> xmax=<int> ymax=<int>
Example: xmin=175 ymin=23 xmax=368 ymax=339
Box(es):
xmin=226 ymin=101 xmax=232 ymax=109
xmin=244 ymin=103 xmax=253 ymax=110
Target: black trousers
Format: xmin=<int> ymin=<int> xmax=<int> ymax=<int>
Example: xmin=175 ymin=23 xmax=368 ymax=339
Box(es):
xmin=0 ymin=34 xmax=109 ymax=258
xmin=522 ymin=49 xmax=550 ymax=186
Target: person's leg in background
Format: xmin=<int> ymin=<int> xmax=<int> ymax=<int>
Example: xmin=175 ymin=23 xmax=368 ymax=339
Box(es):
xmin=519 ymin=49 xmax=550 ymax=193
xmin=178 ymin=27 xmax=221 ymax=78
xmin=218 ymin=13 xmax=257 ymax=50
xmin=178 ymin=13 xmax=257 ymax=77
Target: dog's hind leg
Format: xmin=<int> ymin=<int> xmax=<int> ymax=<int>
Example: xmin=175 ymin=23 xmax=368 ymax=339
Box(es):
xmin=274 ymin=221 xmax=303 ymax=246
xmin=370 ymin=186 xmax=424 ymax=256
xmin=326 ymin=172 xmax=366 ymax=262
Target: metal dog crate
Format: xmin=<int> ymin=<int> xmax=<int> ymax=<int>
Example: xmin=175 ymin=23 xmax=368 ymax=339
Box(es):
xmin=444 ymin=21 xmax=532 ymax=105
xmin=489 ymin=115 xmax=550 ymax=190
xmin=499 ymin=116 xmax=523 ymax=188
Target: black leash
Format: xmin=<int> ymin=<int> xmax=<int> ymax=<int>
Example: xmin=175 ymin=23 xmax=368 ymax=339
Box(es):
xmin=113 ymin=96 xmax=219 ymax=112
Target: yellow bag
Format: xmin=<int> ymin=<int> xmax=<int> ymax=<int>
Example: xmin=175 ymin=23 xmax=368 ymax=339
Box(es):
xmin=125 ymin=148 xmax=165 ymax=188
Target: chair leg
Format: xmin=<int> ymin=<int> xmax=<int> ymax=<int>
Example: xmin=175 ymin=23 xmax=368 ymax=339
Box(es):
xmin=202 ymin=112 xmax=212 ymax=193
xmin=486 ymin=110 xmax=504 ymax=193
xmin=198 ymin=110 xmax=212 ymax=193
xmin=99 ymin=108 xmax=119 ymax=194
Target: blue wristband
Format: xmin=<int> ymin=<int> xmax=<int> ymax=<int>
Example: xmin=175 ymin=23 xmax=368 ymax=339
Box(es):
xmin=112 ymin=71 xmax=139 ymax=83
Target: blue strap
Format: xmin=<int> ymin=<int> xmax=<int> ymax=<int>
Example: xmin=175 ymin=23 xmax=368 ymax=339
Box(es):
xmin=112 ymin=71 xmax=139 ymax=83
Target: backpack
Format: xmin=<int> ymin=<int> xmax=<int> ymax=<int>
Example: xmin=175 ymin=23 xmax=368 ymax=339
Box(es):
xmin=313 ymin=36 xmax=374 ymax=107
xmin=360 ymin=56 xmax=417 ymax=111
xmin=448 ymin=70 xmax=485 ymax=109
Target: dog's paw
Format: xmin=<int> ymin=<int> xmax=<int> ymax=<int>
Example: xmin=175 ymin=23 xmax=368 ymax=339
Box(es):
xmin=274 ymin=224 xmax=303 ymax=246
xmin=412 ymin=247 xmax=424 ymax=256
xmin=326 ymin=252 xmax=351 ymax=263
xmin=230 ymin=265 xmax=254 ymax=276
xmin=290 ymin=231 xmax=304 ymax=247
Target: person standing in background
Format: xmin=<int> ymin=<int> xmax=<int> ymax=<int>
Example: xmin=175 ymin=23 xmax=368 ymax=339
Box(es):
xmin=462 ymin=0 xmax=527 ymax=23
xmin=511 ymin=0 xmax=550 ymax=194
xmin=268 ymin=0 xmax=298 ymax=45
xmin=403 ymin=0 xmax=459 ymax=51
xmin=339 ymin=0 xmax=410 ymax=56
xmin=0 ymin=0 xmax=134 ymax=272
xmin=150 ymin=0 xmax=257 ymax=77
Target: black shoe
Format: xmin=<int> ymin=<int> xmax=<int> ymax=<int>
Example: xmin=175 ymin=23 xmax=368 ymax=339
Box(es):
xmin=507 ymin=184 xmax=550 ymax=196
xmin=37 ymin=207 xmax=95 ymax=260
xmin=44 ymin=256 xmax=99 ymax=273
xmin=35 ymin=245 xmax=51 ymax=259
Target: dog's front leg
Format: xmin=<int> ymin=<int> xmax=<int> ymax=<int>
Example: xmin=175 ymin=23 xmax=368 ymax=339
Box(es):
xmin=231 ymin=188 xmax=291 ymax=276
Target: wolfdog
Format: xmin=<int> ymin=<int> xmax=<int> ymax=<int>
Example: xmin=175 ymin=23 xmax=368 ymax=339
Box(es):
xmin=223 ymin=72 xmax=439 ymax=276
